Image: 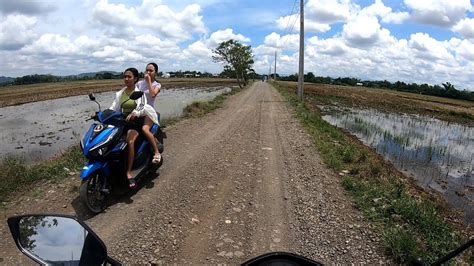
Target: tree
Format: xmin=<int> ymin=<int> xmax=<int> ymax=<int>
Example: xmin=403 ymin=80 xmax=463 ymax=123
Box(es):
xmin=212 ymin=39 xmax=254 ymax=88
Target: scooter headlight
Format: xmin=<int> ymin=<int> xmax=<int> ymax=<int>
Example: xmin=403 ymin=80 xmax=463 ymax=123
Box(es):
xmin=90 ymin=127 xmax=119 ymax=152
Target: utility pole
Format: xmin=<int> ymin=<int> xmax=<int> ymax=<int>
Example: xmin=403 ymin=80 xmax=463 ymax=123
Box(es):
xmin=274 ymin=50 xmax=277 ymax=80
xmin=297 ymin=0 xmax=304 ymax=100
xmin=268 ymin=64 xmax=272 ymax=81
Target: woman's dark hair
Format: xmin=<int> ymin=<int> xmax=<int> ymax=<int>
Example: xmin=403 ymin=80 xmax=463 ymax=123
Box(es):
xmin=147 ymin=62 xmax=158 ymax=72
xmin=124 ymin=67 xmax=139 ymax=83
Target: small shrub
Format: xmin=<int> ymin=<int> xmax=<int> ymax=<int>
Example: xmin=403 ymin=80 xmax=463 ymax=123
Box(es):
xmin=384 ymin=226 xmax=420 ymax=263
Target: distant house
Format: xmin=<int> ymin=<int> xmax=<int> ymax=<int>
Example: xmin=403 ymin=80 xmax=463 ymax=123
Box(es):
xmin=161 ymin=73 xmax=171 ymax=78
xmin=356 ymin=82 xmax=363 ymax=86
xmin=184 ymin=73 xmax=194 ymax=78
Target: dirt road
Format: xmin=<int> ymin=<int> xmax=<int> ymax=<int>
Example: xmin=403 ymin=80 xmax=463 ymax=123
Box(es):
xmin=0 ymin=82 xmax=388 ymax=264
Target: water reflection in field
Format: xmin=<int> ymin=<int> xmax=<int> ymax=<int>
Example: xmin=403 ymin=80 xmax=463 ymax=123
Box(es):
xmin=0 ymin=86 xmax=232 ymax=163
xmin=321 ymin=106 xmax=473 ymax=222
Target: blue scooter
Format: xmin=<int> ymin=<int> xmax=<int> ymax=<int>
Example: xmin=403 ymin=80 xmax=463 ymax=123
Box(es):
xmin=79 ymin=92 xmax=165 ymax=213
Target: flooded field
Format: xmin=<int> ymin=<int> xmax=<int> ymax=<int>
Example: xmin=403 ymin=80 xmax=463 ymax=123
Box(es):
xmin=0 ymin=86 xmax=232 ymax=163
xmin=321 ymin=106 xmax=473 ymax=222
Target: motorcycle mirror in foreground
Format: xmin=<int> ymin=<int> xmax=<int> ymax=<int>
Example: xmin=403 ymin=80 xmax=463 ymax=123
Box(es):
xmin=88 ymin=93 xmax=102 ymax=112
xmin=88 ymin=93 xmax=96 ymax=101
xmin=7 ymin=214 xmax=119 ymax=265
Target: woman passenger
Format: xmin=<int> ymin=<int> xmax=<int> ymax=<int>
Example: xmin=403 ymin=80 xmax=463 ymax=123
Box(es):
xmin=109 ymin=67 xmax=158 ymax=188
xmin=137 ymin=62 xmax=162 ymax=164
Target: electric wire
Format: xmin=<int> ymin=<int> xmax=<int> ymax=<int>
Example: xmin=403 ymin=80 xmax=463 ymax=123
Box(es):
xmin=283 ymin=0 xmax=298 ymax=36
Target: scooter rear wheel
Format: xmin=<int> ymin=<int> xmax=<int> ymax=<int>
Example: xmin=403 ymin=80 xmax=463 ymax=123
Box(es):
xmin=80 ymin=173 xmax=107 ymax=214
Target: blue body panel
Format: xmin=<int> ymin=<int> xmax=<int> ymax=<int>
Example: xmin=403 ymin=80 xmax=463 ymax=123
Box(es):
xmin=80 ymin=161 xmax=107 ymax=180
xmin=82 ymin=126 xmax=117 ymax=157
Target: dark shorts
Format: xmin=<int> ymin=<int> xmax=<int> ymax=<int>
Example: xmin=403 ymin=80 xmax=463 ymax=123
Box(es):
xmin=124 ymin=116 xmax=145 ymax=133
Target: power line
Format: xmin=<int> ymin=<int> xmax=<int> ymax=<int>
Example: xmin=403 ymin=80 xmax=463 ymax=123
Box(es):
xmin=288 ymin=7 xmax=299 ymax=34
xmin=283 ymin=0 xmax=298 ymax=36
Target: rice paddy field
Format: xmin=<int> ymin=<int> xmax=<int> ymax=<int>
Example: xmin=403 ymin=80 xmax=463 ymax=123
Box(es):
xmin=277 ymin=81 xmax=473 ymax=224
xmin=0 ymin=78 xmax=238 ymax=108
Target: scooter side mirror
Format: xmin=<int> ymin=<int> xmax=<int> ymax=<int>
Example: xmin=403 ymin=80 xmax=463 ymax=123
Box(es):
xmin=7 ymin=214 xmax=112 ymax=265
xmin=88 ymin=93 xmax=96 ymax=101
xmin=129 ymin=91 xmax=143 ymax=100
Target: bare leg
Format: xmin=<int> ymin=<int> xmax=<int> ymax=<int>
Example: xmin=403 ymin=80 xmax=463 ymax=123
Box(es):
xmin=126 ymin=129 xmax=139 ymax=180
xmin=142 ymin=116 xmax=160 ymax=156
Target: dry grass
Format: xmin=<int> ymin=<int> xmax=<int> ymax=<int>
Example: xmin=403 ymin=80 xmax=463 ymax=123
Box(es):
xmin=0 ymin=78 xmax=238 ymax=107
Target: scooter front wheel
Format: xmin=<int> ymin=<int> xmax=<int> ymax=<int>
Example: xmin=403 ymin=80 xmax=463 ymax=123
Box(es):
xmin=80 ymin=173 xmax=107 ymax=214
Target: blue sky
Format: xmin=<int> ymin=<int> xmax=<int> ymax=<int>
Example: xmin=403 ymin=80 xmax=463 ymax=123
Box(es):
xmin=1 ymin=0 xmax=474 ymax=91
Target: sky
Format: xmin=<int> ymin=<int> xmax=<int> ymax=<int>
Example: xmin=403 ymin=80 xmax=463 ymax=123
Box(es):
xmin=1 ymin=0 xmax=474 ymax=91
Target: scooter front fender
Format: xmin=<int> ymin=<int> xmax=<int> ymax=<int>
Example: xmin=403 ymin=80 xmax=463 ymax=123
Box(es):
xmin=80 ymin=161 xmax=110 ymax=180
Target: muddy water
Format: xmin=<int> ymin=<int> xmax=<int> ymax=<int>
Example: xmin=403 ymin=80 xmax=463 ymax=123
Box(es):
xmin=0 ymin=86 xmax=232 ymax=163
xmin=321 ymin=106 xmax=473 ymax=223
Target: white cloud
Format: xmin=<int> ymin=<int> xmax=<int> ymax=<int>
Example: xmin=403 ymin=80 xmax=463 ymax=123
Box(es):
xmin=131 ymin=34 xmax=181 ymax=60
xmin=137 ymin=3 xmax=207 ymax=40
xmin=0 ymin=14 xmax=37 ymax=50
xmin=74 ymin=35 xmax=101 ymax=51
xmin=92 ymin=0 xmax=134 ymax=27
xmin=262 ymin=33 xmax=299 ymax=50
xmin=306 ymin=0 xmax=352 ymax=24
xmin=92 ymin=45 xmax=144 ymax=62
xmin=360 ymin=0 xmax=409 ymax=24
xmin=342 ymin=15 xmax=386 ymax=47
xmin=453 ymin=18 xmax=474 ymax=39
xmin=361 ymin=0 xmax=391 ymax=17
xmin=408 ymin=33 xmax=453 ymax=61
xmin=92 ymin=0 xmax=207 ymax=41
xmin=183 ymin=41 xmax=212 ymax=58
xmin=305 ymin=21 xmax=332 ymax=33
xmin=451 ymin=39 xmax=474 ymax=61
xmin=276 ymin=14 xmax=330 ymax=34
xmin=22 ymin=34 xmax=78 ymax=55
xmin=307 ymin=36 xmax=350 ymax=56
xmin=207 ymin=29 xmax=250 ymax=47
xmin=404 ymin=0 xmax=473 ymax=27
xmin=382 ymin=12 xmax=410 ymax=24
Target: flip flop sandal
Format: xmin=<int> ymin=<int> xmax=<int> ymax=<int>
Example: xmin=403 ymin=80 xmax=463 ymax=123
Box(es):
xmin=152 ymin=153 xmax=162 ymax=164
xmin=128 ymin=177 xmax=136 ymax=189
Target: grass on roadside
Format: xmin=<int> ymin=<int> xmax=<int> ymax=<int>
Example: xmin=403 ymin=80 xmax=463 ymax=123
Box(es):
xmin=183 ymin=84 xmax=246 ymax=119
xmin=271 ymin=81 xmax=470 ymax=264
xmin=0 ymin=145 xmax=85 ymax=203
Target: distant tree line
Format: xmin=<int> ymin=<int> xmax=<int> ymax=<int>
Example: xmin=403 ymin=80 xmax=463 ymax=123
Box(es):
xmin=9 ymin=72 xmax=122 ymax=85
xmin=4 ymin=70 xmax=250 ymax=86
xmin=279 ymin=72 xmax=474 ymax=101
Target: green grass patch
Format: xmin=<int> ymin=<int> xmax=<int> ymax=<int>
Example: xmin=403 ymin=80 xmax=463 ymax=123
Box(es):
xmin=271 ymin=81 xmax=469 ymax=264
xmin=0 ymin=145 xmax=85 ymax=202
xmin=183 ymin=94 xmax=226 ymax=118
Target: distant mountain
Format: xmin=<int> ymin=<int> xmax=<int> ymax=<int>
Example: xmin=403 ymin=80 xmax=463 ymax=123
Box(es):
xmin=0 ymin=76 xmax=14 ymax=85
xmin=77 ymin=71 xmax=121 ymax=78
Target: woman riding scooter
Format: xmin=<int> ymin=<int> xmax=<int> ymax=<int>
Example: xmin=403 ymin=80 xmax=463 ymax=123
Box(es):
xmin=109 ymin=67 xmax=158 ymax=188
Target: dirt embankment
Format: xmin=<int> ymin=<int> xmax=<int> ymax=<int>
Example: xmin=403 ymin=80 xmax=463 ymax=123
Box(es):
xmin=0 ymin=82 xmax=388 ymax=264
